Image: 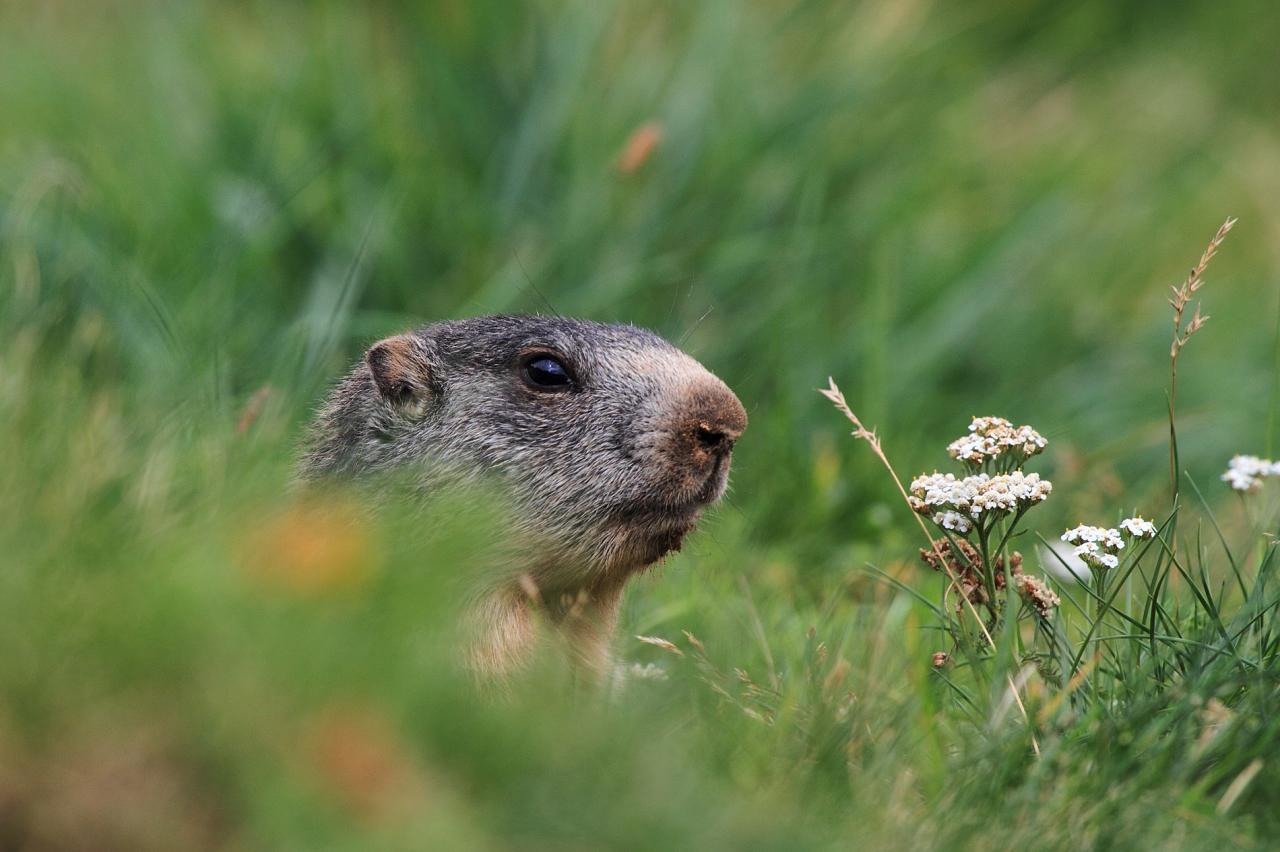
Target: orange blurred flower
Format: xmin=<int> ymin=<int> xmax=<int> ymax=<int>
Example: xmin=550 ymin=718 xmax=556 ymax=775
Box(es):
xmin=305 ymin=705 xmax=425 ymax=824
xmin=242 ymin=495 xmax=379 ymax=595
xmin=617 ymin=121 xmax=662 ymax=174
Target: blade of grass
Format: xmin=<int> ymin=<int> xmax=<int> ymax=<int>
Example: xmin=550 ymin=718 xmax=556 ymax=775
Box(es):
xmin=1185 ymin=473 xmax=1247 ymax=600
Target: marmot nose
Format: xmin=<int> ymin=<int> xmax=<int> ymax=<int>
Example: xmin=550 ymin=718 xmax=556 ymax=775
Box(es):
xmin=695 ymin=422 xmax=737 ymax=456
xmin=683 ymin=384 xmax=747 ymax=459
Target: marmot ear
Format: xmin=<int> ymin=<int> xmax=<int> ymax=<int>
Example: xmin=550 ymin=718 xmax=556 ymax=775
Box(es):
xmin=365 ymin=334 xmax=435 ymax=416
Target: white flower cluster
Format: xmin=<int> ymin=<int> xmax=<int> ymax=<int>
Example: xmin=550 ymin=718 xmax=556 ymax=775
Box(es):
xmin=1222 ymin=455 xmax=1280 ymax=492
xmin=909 ymin=471 xmax=1053 ymax=533
xmin=946 ymin=416 xmax=1047 ymax=467
xmin=1061 ymin=525 xmax=1124 ymax=569
xmin=1061 ymin=517 xmax=1156 ymax=569
xmin=933 ymin=510 xmax=973 ymax=534
xmin=1118 ymin=516 xmax=1158 ymax=538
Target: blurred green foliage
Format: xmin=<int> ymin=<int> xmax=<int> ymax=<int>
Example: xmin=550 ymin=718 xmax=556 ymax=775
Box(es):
xmin=6 ymin=0 xmax=1280 ymax=551
xmin=2 ymin=1 xmax=1280 ymax=848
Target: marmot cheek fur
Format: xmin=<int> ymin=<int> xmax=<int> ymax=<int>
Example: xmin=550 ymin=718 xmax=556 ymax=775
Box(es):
xmin=298 ymin=315 xmax=747 ymax=679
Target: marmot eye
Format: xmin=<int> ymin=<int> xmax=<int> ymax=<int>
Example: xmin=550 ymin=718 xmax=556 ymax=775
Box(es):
xmin=524 ymin=355 xmax=572 ymax=389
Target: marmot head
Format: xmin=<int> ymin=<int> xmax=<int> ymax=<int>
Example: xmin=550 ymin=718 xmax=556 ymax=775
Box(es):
xmin=301 ymin=316 xmax=747 ymax=580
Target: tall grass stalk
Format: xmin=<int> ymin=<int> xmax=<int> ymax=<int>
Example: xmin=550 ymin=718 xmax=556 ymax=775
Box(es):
xmin=1167 ymin=217 xmax=1236 ymax=509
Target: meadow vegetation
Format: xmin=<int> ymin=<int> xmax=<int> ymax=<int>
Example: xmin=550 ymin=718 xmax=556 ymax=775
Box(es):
xmin=3 ymin=2 xmax=1280 ymax=849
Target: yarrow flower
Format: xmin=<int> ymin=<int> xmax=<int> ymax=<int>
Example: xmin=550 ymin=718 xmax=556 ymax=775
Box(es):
xmin=909 ymin=472 xmax=974 ymax=512
xmin=908 ymin=471 xmax=1052 ymax=533
xmin=972 ymin=471 xmax=1053 ymax=513
xmin=1016 ymin=574 xmax=1061 ymax=619
xmin=946 ymin=416 xmax=1047 ymax=469
xmin=933 ymin=510 xmax=973 ymax=534
xmin=1061 ymin=517 xmax=1155 ymax=569
xmin=1061 ymin=524 xmax=1125 ymax=569
xmin=1118 ymin=516 xmax=1157 ymax=539
xmin=1222 ymin=455 xmax=1280 ymax=492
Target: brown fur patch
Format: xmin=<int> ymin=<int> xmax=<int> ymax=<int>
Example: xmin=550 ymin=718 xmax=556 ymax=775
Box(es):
xmin=365 ymin=334 xmax=431 ymax=409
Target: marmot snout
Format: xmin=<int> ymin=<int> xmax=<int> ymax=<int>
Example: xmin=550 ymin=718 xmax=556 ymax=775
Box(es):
xmin=299 ymin=315 xmax=746 ymax=679
xmin=647 ymin=382 xmax=747 ymax=508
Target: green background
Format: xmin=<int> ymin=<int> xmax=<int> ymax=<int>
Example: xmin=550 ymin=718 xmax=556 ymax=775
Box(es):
xmin=2 ymin=1 xmax=1278 ymax=849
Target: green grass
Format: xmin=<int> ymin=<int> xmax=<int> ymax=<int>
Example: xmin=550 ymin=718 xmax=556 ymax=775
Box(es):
xmin=3 ymin=1 xmax=1280 ymax=849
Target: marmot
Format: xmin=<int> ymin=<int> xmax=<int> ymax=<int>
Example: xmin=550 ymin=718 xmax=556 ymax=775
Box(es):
xmin=298 ymin=315 xmax=747 ymax=679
